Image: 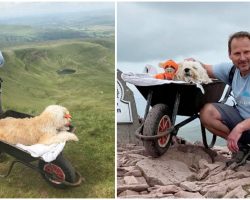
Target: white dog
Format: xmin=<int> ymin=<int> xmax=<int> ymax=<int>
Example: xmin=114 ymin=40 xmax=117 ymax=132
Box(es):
xmin=175 ymin=61 xmax=212 ymax=84
xmin=0 ymin=105 xmax=79 ymax=145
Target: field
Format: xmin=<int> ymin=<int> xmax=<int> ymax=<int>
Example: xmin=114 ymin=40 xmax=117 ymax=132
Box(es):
xmin=0 ymin=38 xmax=115 ymax=198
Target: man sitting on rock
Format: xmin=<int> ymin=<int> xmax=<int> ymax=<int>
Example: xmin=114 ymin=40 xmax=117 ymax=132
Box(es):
xmin=187 ymin=31 xmax=250 ymax=166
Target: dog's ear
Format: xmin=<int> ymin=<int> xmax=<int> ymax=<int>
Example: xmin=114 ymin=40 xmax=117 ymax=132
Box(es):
xmin=177 ymin=62 xmax=183 ymax=68
xmin=158 ymin=62 xmax=165 ymax=68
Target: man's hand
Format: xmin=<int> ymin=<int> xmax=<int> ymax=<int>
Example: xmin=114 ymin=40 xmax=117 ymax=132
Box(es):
xmin=227 ymin=127 xmax=242 ymax=152
xmin=184 ymin=58 xmax=197 ymax=62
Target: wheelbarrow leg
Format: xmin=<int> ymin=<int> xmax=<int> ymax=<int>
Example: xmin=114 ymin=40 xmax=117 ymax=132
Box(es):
xmin=199 ymin=119 xmax=217 ymax=148
xmin=143 ymin=90 xmax=153 ymax=120
xmin=172 ymin=92 xmax=180 ymax=125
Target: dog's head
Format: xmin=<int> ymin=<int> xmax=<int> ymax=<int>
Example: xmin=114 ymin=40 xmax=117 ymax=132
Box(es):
xmin=177 ymin=61 xmax=201 ymax=80
xmin=175 ymin=61 xmax=209 ymax=83
xmin=42 ymin=105 xmax=72 ymax=130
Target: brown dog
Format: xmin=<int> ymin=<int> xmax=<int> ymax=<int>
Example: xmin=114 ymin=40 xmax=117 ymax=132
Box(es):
xmin=0 ymin=105 xmax=78 ymax=145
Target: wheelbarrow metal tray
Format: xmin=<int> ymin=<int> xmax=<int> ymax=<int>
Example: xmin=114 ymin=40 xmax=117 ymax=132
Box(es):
xmin=0 ymin=140 xmax=38 ymax=163
xmin=136 ymin=80 xmax=226 ymax=116
xmin=0 ymin=110 xmax=38 ymax=162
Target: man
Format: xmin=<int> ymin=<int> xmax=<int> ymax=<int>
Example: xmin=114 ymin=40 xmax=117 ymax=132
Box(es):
xmin=0 ymin=51 xmax=4 ymax=67
xmin=195 ymin=31 xmax=250 ymax=157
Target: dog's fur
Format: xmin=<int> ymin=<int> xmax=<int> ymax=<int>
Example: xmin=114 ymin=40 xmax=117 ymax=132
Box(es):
xmin=175 ymin=61 xmax=212 ymax=84
xmin=0 ymin=105 xmax=78 ymax=145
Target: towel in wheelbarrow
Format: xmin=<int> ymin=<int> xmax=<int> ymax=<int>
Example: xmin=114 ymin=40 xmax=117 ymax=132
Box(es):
xmin=121 ymin=72 xmax=206 ymax=94
xmin=16 ymin=142 xmax=65 ymax=162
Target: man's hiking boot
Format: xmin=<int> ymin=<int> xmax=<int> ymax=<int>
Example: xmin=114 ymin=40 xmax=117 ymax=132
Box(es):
xmin=233 ymin=144 xmax=250 ymax=160
xmin=226 ymin=143 xmax=250 ymax=169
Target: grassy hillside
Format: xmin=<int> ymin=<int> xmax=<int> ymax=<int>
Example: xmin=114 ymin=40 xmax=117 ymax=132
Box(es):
xmin=0 ymin=39 xmax=115 ymax=198
xmin=0 ymin=23 xmax=114 ymax=48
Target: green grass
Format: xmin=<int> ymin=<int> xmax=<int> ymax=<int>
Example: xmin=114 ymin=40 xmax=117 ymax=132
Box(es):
xmin=0 ymin=39 xmax=115 ymax=198
xmin=0 ymin=24 xmax=114 ymax=48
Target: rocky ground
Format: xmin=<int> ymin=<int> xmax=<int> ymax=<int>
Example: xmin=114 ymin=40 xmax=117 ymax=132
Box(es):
xmin=117 ymin=140 xmax=250 ymax=198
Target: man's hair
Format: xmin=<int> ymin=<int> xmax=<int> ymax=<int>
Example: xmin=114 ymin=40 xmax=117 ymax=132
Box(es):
xmin=228 ymin=31 xmax=250 ymax=54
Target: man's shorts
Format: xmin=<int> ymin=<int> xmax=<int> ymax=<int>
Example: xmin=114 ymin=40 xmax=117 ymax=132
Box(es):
xmin=212 ymin=103 xmax=250 ymax=145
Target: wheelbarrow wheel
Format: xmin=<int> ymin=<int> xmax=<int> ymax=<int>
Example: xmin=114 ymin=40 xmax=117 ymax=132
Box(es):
xmin=143 ymin=104 xmax=173 ymax=157
xmin=201 ymin=124 xmax=217 ymax=148
xmin=38 ymin=153 xmax=76 ymax=189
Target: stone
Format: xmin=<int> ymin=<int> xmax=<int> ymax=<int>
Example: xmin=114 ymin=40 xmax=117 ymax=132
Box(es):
xmin=180 ymin=181 xmax=200 ymax=192
xmin=196 ymin=168 xmax=209 ymax=180
xmin=117 ymin=176 xmax=149 ymax=193
xmin=127 ymin=153 xmax=147 ymax=160
xmin=137 ymin=158 xmax=194 ymax=186
xmin=227 ymin=177 xmax=250 ymax=190
xmin=174 ymin=191 xmax=204 ymax=198
xmin=140 ymin=191 xmax=148 ymax=195
xmin=205 ymin=169 xmax=234 ymax=184
xmin=117 ymin=167 xmax=127 ymax=177
xmin=124 ymin=176 xmax=138 ymax=185
xmin=227 ymin=171 xmax=250 ymax=179
xmin=224 ymin=186 xmax=248 ymax=198
xmin=162 ymin=145 xmax=213 ymax=166
xmin=236 ymin=163 xmax=250 ymax=172
xmin=199 ymin=179 xmax=233 ymax=195
xmin=118 ymin=190 xmax=139 ymax=197
xmin=204 ymin=186 xmax=227 ymax=198
xmin=124 ymin=169 xmax=142 ymax=177
xmin=198 ymin=159 xmax=209 ymax=169
xmin=121 ymin=193 xmax=175 ymax=198
xmin=203 ymin=162 xmax=221 ymax=171
xmin=117 ymin=143 xmax=250 ymax=198
xmin=148 ymin=185 xmax=180 ymax=194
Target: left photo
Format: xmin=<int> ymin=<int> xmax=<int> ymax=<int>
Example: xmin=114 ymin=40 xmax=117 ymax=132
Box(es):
xmin=0 ymin=2 xmax=115 ymax=198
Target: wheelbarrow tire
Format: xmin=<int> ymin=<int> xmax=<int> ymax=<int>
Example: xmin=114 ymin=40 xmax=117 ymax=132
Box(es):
xmin=201 ymin=124 xmax=217 ymax=148
xmin=38 ymin=153 xmax=76 ymax=189
xmin=143 ymin=103 xmax=173 ymax=158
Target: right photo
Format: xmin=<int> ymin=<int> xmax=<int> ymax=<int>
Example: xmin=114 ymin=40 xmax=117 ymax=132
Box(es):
xmin=117 ymin=2 xmax=250 ymax=198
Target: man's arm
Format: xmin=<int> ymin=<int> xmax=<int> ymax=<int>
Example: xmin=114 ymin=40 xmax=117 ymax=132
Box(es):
xmin=185 ymin=58 xmax=215 ymax=79
xmin=228 ymin=118 xmax=250 ymax=152
xmin=200 ymin=63 xmax=215 ymax=79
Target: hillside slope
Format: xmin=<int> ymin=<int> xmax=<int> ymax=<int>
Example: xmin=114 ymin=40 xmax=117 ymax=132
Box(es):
xmin=1 ymin=39 xmax=114 ymax=112
xmin=0 ymin=39 xmax=115 ymax=198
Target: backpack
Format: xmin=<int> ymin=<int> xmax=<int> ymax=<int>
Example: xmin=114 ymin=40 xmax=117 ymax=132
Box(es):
xmin=228 ymin=65 xmax=236 ymax=85
xmin=226 ymin=65 xmax=236 ymax=105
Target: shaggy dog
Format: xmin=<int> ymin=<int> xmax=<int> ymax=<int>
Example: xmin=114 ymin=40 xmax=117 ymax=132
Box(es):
xmin=175 ymin=60 xmax=212 ymax=84
xmin=0 ymin=105 xmax=78 ymax=145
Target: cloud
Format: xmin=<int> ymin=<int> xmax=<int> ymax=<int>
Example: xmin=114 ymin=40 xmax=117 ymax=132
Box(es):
xmin=0 ymin=2 xmax=114 ymax=19
xmin=117 ymin=2 xmax=250 ymax=63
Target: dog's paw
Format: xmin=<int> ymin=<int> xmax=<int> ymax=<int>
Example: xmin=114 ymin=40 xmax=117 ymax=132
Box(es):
xmin=59 ymin=126 xmax=70 ymax=131
xmin=68 ymin=134 xmax=79 ymax=142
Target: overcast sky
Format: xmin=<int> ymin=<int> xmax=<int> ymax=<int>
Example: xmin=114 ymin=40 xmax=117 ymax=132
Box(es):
xmin=0 ymin=2 xmax=114 ymax=19
xmin=117 ymin=2 xmax=250 ymax=73
xmin=117 ymin=2 xmax=250 ymax=117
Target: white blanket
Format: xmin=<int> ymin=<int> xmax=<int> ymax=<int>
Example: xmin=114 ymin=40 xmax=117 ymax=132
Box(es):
xmin=121 ymin=72 xmax=205 ymax=94
xmin=16 ymin=142 xmax=65 ymax=162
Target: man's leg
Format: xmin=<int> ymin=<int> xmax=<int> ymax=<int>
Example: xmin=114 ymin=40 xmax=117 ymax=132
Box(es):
xmin=201 ymin=103 xmax=250 ymax=165
xmin=200 ymin=103 xmax=230 ymax=139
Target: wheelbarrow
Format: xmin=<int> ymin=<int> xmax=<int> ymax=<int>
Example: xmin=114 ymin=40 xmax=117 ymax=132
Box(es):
xmin=0 ymin=110 xmax=82 ymax=188
xmin=133 ymin=79 xmax=230 ymax=158
xmin=0 ymin=79 xmax=82 ymax=188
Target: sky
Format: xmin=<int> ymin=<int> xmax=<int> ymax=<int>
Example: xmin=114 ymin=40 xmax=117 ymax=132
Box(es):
xmin=0 ymin=2 xmax=114 ymax=19
xmin=117 ymin=2 xmax=250 ymax=118
xmin=117 ymin=2 xmax=250 ymax=73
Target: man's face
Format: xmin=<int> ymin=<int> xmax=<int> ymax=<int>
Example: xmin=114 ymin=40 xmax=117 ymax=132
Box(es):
xmin=229 ymin=37 xmax=250 ymax=76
